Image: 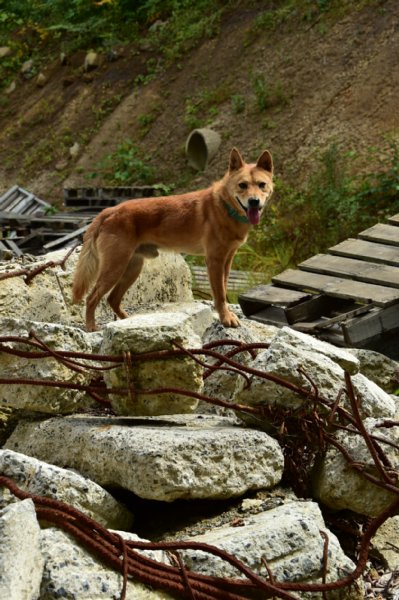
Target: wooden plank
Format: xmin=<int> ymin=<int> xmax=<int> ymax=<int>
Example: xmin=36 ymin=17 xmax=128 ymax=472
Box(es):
xmin=43 ymin=225 xmax=88 ymax=249
xmin=12 ymin=192 xmax=34 ymax=214
xmin=387 ymin=214 xmax=399 ymax=226
xmin=239 ymin=285 xmax=310 ymax=317
xmin=0 ymin=186 xmax=19 ymax=210
xmin=285 ymin=295 xmax=341 ymax=324
xmin=330 ymin=238 xmax=399 ymax=266
xmin=298 ymin=326 xmax=346 ymax=347
xmin=239 ymin=285 xmax=309 ymax=305
xmin=2 ymin=239 xmax=23 ymax=256
xmin=6 ymin=190 xmax=30 ymax=212
xmin=358 ymin=223 xmax=399 ymax=246
xmin=300 ymin=254 xmax=399 ymax=288
xmin=0 ymin=210 xmax=31 ymax=222
xmin=248 ymin=305 xmax=289 ymax=326
xmin=342 ymin=304 xmax=399 ymax=345
xmin=0 ymin=185 xmax=19 ymax=207
xmin=17 ymin=231 xmax=44 ymax=248
xmin=272 ymin=269 xmax=399 ymax=306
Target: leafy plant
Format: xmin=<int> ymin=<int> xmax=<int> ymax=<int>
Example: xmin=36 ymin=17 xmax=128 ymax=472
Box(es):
xmin=251 ymin=3 xmax=295 ymax=33
xmin=251 ymin=72 xmax=289 ymax=112
xmin=231 ymin=94 xmax=245 ymax=114
xmin=184 ymin=99 xmax=203 ymax=130
xmin=90 ymin=139 xmax=155 ymax=184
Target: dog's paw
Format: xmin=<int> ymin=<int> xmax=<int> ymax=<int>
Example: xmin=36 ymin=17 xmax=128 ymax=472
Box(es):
xmin=221 ymin=311 xmax=240 ymax=328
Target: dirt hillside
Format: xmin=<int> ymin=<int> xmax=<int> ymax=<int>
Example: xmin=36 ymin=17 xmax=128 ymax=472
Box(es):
xmin=0 ymin=0 xmax=398 ymax=204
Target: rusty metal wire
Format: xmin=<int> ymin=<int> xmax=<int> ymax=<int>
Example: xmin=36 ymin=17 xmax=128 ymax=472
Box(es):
xmin=0 ymin=247 xmax=399 ymax=598
xmin=0 ymin=475 xmax=299 ymax=600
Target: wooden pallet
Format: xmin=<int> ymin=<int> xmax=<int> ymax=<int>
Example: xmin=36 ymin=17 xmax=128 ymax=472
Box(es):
xmin=1 ymin=185 xmax=164 ymax=257
xmin=239 ymin=214 xmax=399 ymax=350
xmin=63 ymin=186 xmax=158 ymax=209
xmin=191 ymin=265 xmax=265 ymax=294
xmin=0 ymin=185 xmax=51 ymax=215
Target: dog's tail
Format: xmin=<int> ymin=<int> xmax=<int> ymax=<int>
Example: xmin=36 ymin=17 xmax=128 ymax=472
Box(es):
xmin=72 ymin=222 xmax=100 ymax=304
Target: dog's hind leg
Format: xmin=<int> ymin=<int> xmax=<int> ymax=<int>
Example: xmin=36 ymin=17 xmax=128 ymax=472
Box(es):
xmin=107 ymin=253 xmax=145 ymax=319
xmin=85 ymin=248 xmax=134 ymax=331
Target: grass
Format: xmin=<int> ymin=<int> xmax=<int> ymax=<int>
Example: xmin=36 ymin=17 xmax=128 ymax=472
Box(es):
xmin=246 ymin=0 xmax=383 ymax=44
xmin=251 ymin=72 xmax=290 ymax=111
xmin=184 ymin=83 xmax=233 ymax=130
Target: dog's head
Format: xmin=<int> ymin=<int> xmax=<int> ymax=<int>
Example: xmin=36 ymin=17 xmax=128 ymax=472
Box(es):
xmin=226 ymin=147 xmax=274 ymax=225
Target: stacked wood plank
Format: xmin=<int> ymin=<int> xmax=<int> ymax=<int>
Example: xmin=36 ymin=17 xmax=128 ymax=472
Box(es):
xmin=239 ymin=215 xmax=399 ymax=349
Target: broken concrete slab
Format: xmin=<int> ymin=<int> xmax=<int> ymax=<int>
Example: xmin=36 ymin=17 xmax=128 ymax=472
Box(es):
xmin=5 ymin=414 xmax=284 ymax=502
xmin=40 ymin=527 xmax=174 ymax=600
xmin=276 ymin=326 xmax=360 ymax=374
xmin=133 ymin=300 xmax=215 ymax=338
xmin=0 ymin=449 xmax=133 ymax=530
xmin=348 ymin=347 xmax=399 ymax=394
xmin=0 ymin=499 xmax=43 ymax=600
xmin=101 ymin=311 xmax=203 ymax=415
xmin=0 ymin=317 xmax=94 ymax=414
xmin=200 ymin=320 xmax=262 ymax=416
xmin=0 ymin=257 xmax=71 ymax=324
xmin=313 ymin=417 xmax=399 ymax=517
xmin=371 ymin=516 xmax=399 ymax=570
xmin=180 ymin=500 xmax=361 ymax=599
xmin=233 ymin=330 xmax=395 ymax=429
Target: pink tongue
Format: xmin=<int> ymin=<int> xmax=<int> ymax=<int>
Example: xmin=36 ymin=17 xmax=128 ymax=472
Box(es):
xmin=248 ymin=206 xmax=260 ymax=225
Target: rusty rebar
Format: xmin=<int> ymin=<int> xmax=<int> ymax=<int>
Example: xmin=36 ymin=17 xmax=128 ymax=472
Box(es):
xmin=1 ymin=330 xmax=399 ymax=598
xmin=0 ymin=243 xmax=77 ymax=284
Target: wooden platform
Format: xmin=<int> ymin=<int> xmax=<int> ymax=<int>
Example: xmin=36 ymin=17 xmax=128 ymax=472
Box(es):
xmin=239 ymin=214 xmax=399 ymax=350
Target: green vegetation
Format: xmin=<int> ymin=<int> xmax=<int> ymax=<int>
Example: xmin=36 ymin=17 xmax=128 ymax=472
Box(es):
xmin=1 ymin=0 xmax=369 ymax=90
xmin=231 ymin=94 xmax=245 ymax=114
xmin=88 ymin=139 xmax=155 ymax=184
xmin=0 ymin=0 xmax=231 ymax=89
xmin=251 ymin=72 xmax=289 ymax=111
xmin=235 ymin=142 xmax=399 ymax=276
xmin=184 ymin=83 xmax=233 ymax=130
xmin=246 ymin=0 xmax=382 ymax=44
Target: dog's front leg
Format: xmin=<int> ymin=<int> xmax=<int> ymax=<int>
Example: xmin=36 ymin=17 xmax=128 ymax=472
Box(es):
xmin=206 ymin=254 xmax=240 ymax=327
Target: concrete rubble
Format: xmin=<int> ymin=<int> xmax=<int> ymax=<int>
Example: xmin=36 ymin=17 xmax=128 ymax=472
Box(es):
xmin=5 ymin=414 xmax=284 ymax=501
xmin=0 ymin=246 xmax=398 ymax=599
xmin=0 ymin=499 xmax=43 ymax=600
xmin=0 ymin=449 xmax=133 ymax=529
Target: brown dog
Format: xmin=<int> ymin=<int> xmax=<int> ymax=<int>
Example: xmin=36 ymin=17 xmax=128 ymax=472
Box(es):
xmin=72 ymin=147 xmax=274 ymax=331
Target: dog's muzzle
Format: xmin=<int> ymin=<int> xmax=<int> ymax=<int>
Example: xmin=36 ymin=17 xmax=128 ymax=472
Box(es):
xmin=236 ymin=196 xmax=262 ymax=225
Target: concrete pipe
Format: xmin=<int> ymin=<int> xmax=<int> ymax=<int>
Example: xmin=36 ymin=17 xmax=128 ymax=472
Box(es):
xmin=185 ymin=128 xmax=222 ymax=171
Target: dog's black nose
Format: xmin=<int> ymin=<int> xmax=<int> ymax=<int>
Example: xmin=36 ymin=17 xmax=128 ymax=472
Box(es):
xmin=248 ymin=197 xmax=260 ymax=207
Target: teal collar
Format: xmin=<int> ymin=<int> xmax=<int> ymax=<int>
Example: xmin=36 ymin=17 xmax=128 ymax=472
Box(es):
xmin=223 ymin=201 xmax=249 ymax=224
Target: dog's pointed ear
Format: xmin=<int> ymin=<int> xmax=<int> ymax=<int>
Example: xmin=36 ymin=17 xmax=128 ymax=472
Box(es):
xmin=229 ymin=147 xmax=244 ymax=172
xmin=256 ymin=150 xmax=273 ymax=174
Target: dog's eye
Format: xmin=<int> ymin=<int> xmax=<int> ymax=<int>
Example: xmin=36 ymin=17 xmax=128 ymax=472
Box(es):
xmin=258 ymin=182 xmax=266 ymax=190
xmin=238 ymin=182 xmax=248 ymax=190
